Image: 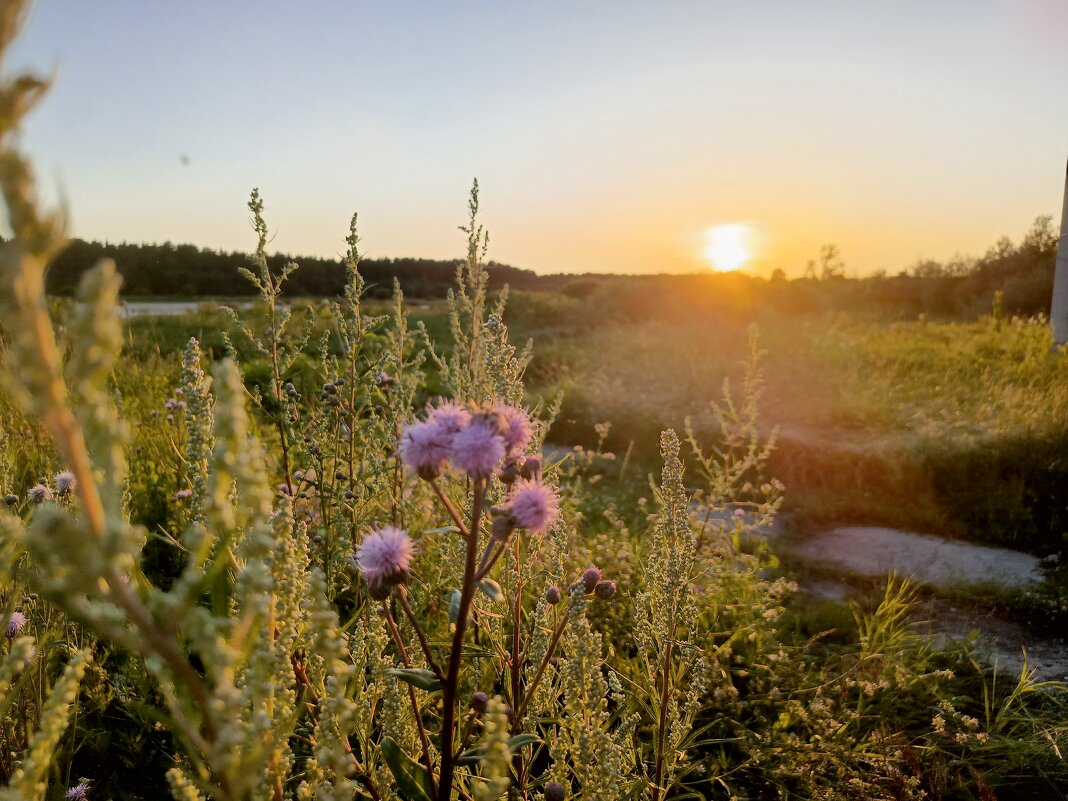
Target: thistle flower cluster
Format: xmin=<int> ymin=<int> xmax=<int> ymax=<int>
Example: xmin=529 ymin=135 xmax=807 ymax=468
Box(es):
xmin=399 ymin=401 xmax=536 ymax=481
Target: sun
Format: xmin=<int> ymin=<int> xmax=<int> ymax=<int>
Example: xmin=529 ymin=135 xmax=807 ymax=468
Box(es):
xmin=704 ymin=224 xmax=753 ymax=272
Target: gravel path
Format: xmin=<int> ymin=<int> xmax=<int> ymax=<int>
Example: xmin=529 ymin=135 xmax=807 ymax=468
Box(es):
xmin=791 ymin=526 xmax=1044 ymax=589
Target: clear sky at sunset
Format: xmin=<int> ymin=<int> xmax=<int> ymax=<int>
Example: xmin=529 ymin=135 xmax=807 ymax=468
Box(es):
xmin=10 ymin=1 xmax=1068 ymax=276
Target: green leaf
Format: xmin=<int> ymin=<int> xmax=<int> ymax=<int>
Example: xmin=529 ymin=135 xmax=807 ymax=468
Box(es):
xmin=448 ymin=588 xmax=462 ymax=623
xmin=456 ymin=734 xmax=541 ymax=765
xmin=424 ymin=525 xmax=461 ymax=535
xmin=478 ymin=578 xmax=503 ymax=602
xmin=381 ymin=737 xmax=434 ymax=801
xmin=507 ymin=733 xmax=541 ymax=750
xmin=385 ymin=667 xmax=444 ymax=692
xmin=456 ymin=746 xmax=488 ymax=766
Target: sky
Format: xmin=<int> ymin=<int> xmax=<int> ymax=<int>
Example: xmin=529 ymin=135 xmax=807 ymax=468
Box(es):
xmin=9 ymin=1 xmax=1068 ymax=277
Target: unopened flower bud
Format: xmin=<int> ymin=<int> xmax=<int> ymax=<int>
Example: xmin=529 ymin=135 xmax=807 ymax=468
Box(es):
xmin=545 ymin=586 xmax=562 ymax=605
xmin=499 ymin=458 xmax=521 ymax=485
xmin=545 ymin=782 xmax=567 ymax=801
xmin=323 ymin=382 xmax=337 ymax=394
xmin=3 ymin=494 xmax=17 ymax=506
xmin=520 ymin=455 xmax=542 ymax=481
xmin=491 ymin=513 xmax=517 ymax=542
xmin=470 ymin=691 xmax=489 ymax=714
xmin=581 ymin=567 xmax=602 ymax=594
xmin=368 ymin=582 xmax=393 ymax=601
xmin=594 ymin=580 xmax=616 ymax=600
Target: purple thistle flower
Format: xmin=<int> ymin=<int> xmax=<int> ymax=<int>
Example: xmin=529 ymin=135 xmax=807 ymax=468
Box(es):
xmin=175 ymin=489 xmax=193 ymax=501
xmin=27 ymin=484 xmax=52 ymax=504
xmin=426 ymin=401 xmax=471 ymax=435
xmin=356 ymin=526 xmax=415 ymax=589
xmin=66 ymin=782 xmax=90 ymax=801
xmin=503 ymin=479 xmax=559 ymax=534
xmin=5 ymin=610 xmax=26 ymax=638
xmin=493 ymin=404 xmax=532 ymax=455
xmin=164 ymin=398 xmax=177 ymax=411
xmin=399 ymin=419 xmax=454 ymax=480
xmin=54 ymin=470 xmax=76 ymax=495
xmin=450 ymin=413 xmax=506 ymax=478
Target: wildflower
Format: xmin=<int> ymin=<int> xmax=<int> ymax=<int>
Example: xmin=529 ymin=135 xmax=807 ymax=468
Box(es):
xmin=54 ymin=470 xmax=76 ymax=495
xmin=66 ymin=782 xmax=90 ymax=801
xmin=356 ymin=526 xmax=415 ymax=592
xmin=399 ymin=419 xmax=454 ymax=480
xmin=175 ymin=489 xmax=193 ymax=501
xmin=545 ymin=782 xmax=567 ymax=801
xmin=594 ymin=580 xmax=617 ymax=600
xmin=450 ymin=413 xmax=506 ymax=478
xmin=426 ymin=400 xmax=471 ymax=435
xmin=5 ymin=610 xmax=26 ymax=638
xmin=493 ymin=404 xmax=532 ymax=455
xmin=376 ymin=371 xmax=395 ymax=388
xmin=27 ymin=484 xmax=52 ymax=504
xmin=3 ymin=494 xmax=17 ymax=506
xmin=545 ymin=586 xmax=562 ymax=605
xmin=164 ymin=398 xmax=177 ymax=410
xmin=502 ymin=479 xmax=559 ymax=534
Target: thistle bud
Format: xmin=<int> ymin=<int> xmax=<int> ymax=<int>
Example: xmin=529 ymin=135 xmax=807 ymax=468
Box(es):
xmin=545 ymin=782 xmax=567 ymax=801
xmin=470 ymin=691 xmax=489 ymax=714
xmin=491 ymin=513 xmax=516 ymax=543
xmin=594 ymin=580 xmax=616 ymax=600
xmin=581 ymin=567 xmax=602 ymax=594
xmin=323 ymin=382 xmax=337 ymax=395
xmin=520 ymin=455 xmax=542 ymax=481
xmin=498 ymin=458 xmax=521 ymax=485
xmin=3 ymin=494 xmax=17 ymax=506
xmin=545 ymin=586 xmax=562 ymax=605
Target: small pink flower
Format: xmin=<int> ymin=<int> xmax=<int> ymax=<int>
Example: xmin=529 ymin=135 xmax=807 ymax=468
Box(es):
xmin=503 ymin=479 xmax=559 ymax=534
xmin=399 ymin=419 xmax=454 ymax=480
xmin=54 ymin=470 xmax=76 ymax=495
xmin=27 ymin=484 xmax=52 ymax=504
xmin=493 ymin=404 xmax=532 ymax=455
xmin=450 ymin=414 xmax=506 ymax=478
xmin=66 ymin=782 xmax=89 ymax=801
xmin=356 ymin=526 xmax=415 ymax=589
xmin=5 ymin=610 xmax=26 ymax=638
xmin=426 ymin=401 xmax=471 ymax=435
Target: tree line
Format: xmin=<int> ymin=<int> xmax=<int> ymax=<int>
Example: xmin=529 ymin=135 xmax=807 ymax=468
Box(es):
xmin=37 ymin=214 xmax=1058 ymax=321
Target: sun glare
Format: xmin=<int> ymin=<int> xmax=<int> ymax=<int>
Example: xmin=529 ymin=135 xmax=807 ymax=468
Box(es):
xmin=704 ymin=224 xmax=754 ymax=272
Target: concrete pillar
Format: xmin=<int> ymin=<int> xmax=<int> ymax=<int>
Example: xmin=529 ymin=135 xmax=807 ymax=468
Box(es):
xmin=1052 ymin=159 xmax=1068 ymax=344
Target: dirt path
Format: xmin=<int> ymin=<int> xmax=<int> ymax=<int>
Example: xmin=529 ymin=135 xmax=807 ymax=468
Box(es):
xmin=789 ymin=525 xmax=1067 ymax=681
xmin=790 ymin=526 xmax=1044 ymax=589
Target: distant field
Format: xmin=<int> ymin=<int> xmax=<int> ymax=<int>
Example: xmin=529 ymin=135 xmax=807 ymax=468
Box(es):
xmin=111 ymin=288 xmax=1068 ymax=557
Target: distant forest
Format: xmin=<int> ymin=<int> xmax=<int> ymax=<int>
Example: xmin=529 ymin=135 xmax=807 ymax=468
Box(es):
xmin=40 ymin=215 xmax=1058 ymax=320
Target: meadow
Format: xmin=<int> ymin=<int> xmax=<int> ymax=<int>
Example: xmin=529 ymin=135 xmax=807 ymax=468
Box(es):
xmin=2 ymin=6 xmax=1068 ymax=800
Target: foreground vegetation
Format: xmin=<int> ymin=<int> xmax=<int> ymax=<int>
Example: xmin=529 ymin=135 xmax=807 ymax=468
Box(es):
xmin=1 ymin=6 xmax=1067 ymax=801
